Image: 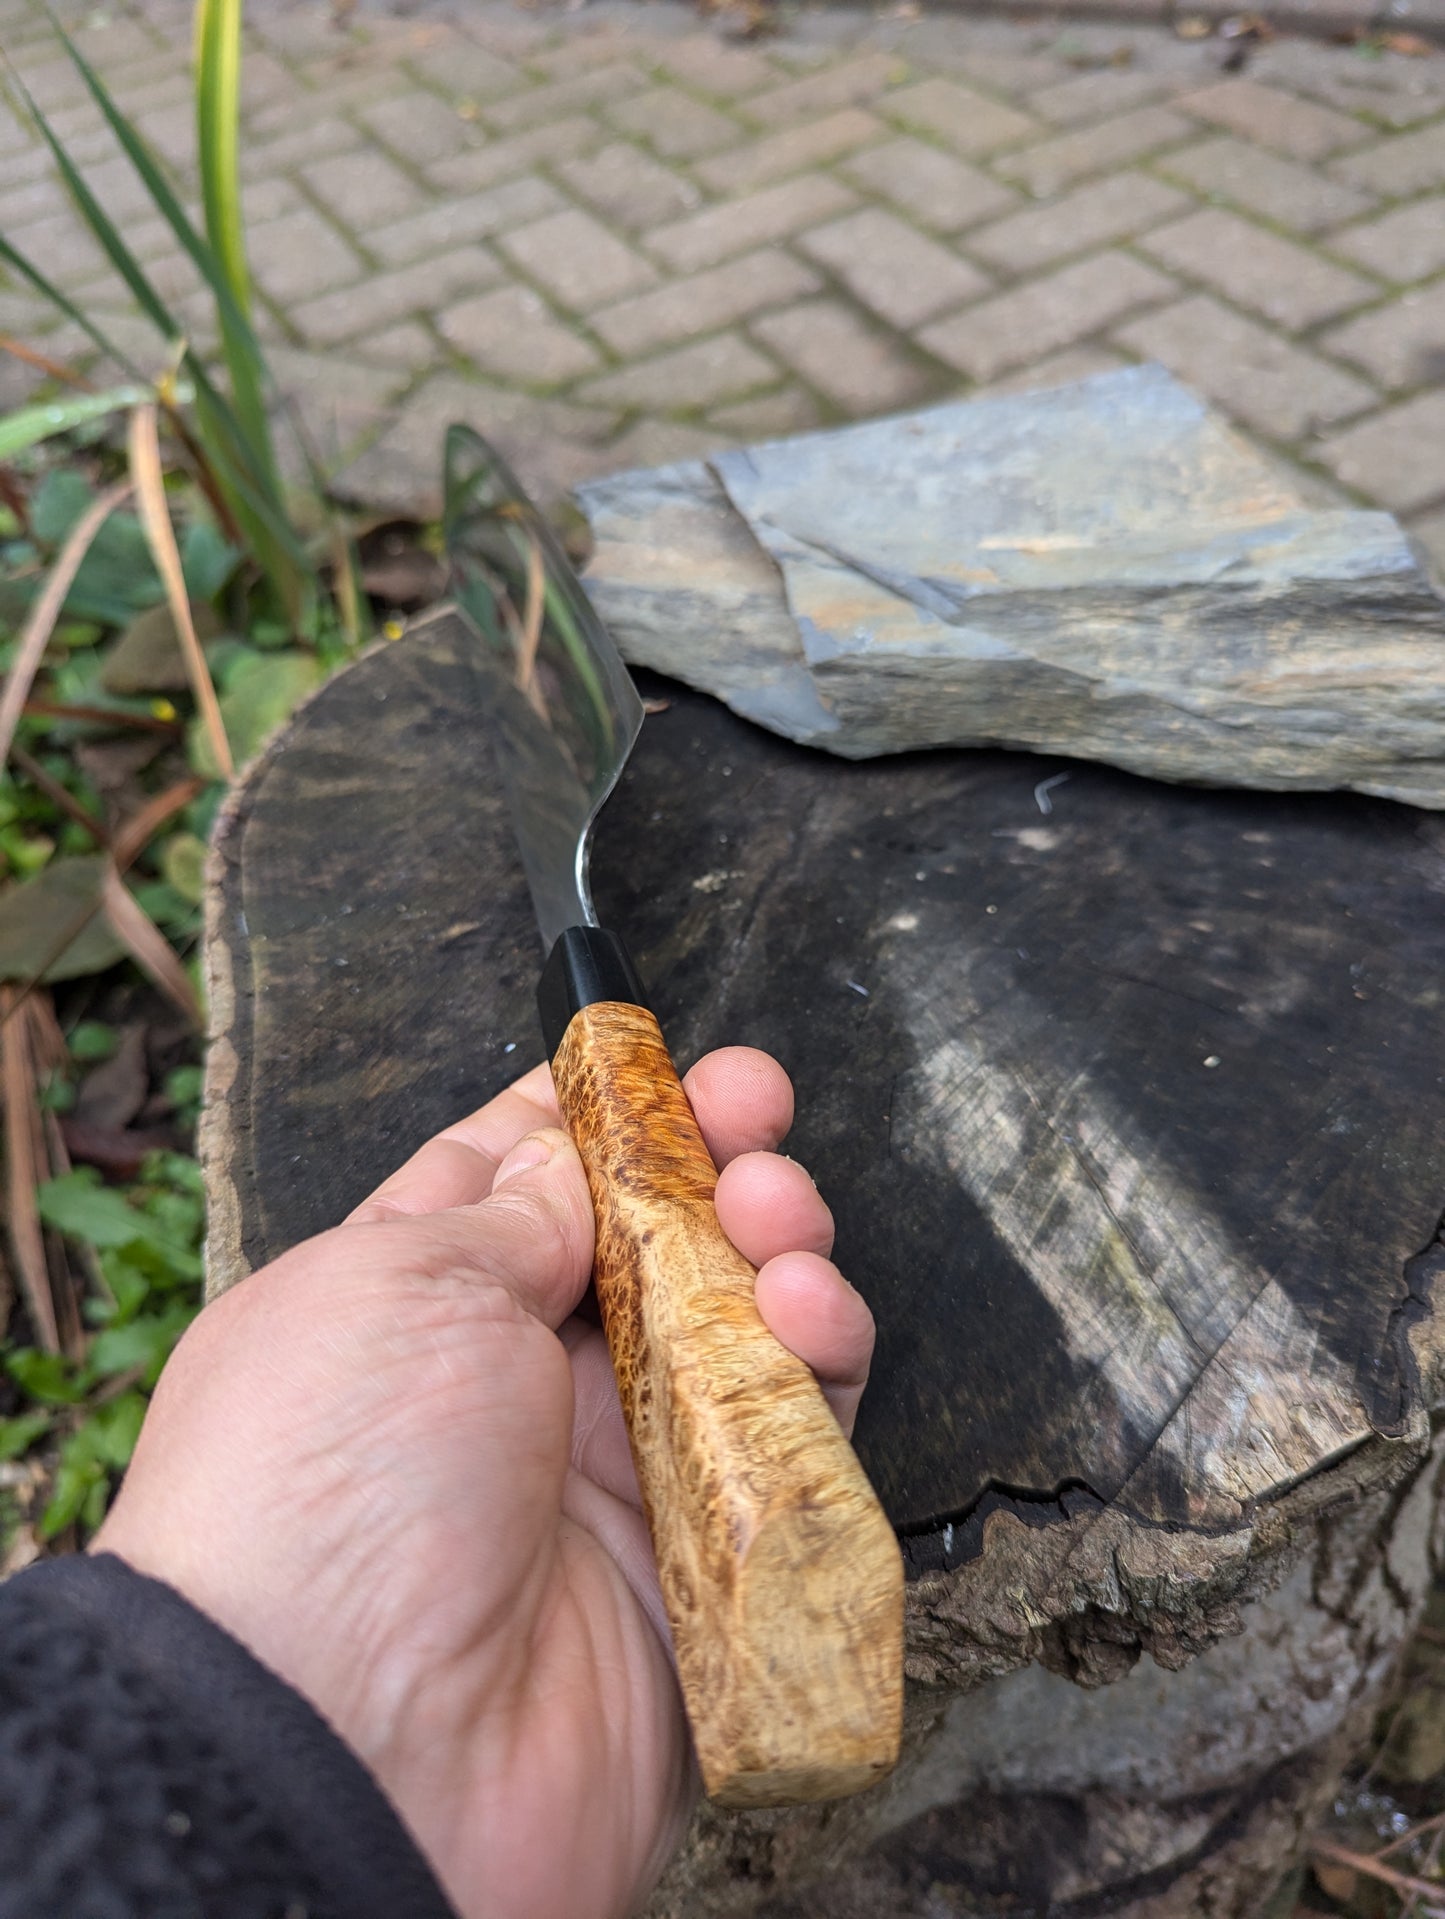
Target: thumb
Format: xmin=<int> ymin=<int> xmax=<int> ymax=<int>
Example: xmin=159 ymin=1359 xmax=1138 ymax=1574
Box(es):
xmin=430 ymin=1125 xmax=596 ymax=1329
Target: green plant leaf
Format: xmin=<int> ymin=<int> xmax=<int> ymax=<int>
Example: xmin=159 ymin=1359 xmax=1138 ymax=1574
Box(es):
xmin=189 ymin=648 xmax=323 ymax=777
xmin=0 ymin=854 xmax=126 ymax=983
xmin=5 ymin=1348 xmax=84 ymax=1406
xmin=37 ymin=1167 xmax=202 ymax=1284
xmin=160 ymin=831 xmax=207 ymax=903
xmin=180 ymin=519 xmax=238 ymax=600
xmin=0 ymin=385 xmax=152 ymax=460
xmin=40 ymin=1392 xmax=146 ymax=1537
xmin=67 ymin=1020 xmax=118 ymax=1063
xmin=37 ymin=1166 xmax=157 ymax=1248
xmin=100 ymin=600 xmax=224 ymax=695
xmin=0 ymin=1410 xmax=53 ymax=1460
xmin=88 ymin=1300 xmax=194 ymax=1385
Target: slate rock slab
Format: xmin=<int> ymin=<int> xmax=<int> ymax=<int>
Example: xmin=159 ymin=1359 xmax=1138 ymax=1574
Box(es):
xmin=578 ymin=365 xmax=1445 ymax=808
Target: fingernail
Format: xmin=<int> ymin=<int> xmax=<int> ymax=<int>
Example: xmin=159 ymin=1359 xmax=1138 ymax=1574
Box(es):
xmin=492 ymin=1133 xmax=557 ymax=1191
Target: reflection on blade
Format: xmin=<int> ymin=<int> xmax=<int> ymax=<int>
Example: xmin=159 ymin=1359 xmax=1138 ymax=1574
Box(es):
xmin=443 ymin=425 xmax=644 ymax=949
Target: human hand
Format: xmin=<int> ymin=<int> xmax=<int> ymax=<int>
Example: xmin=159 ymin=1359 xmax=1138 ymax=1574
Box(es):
xmin=94 ymin=1048 xmax=875 ymax=1919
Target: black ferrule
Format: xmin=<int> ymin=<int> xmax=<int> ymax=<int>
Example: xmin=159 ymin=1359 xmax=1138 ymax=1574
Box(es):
xmin=537 ymin=926 xmax=650 ymax=1059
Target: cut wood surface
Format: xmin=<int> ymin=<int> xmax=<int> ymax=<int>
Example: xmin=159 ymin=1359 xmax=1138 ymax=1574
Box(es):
xmin=203 ymin=607 xmax=1445 ymax=1911
xmin=552 ymin=998 xmax=903 ymax=1807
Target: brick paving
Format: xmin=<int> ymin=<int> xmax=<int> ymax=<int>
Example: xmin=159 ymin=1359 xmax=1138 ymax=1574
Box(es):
xmin=1 ymin=0 xmax=1444 ymax=577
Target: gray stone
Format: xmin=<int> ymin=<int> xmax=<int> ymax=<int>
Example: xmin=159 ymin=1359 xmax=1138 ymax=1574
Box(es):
xmin=577 ymin=365 xmax=1445 ymax=809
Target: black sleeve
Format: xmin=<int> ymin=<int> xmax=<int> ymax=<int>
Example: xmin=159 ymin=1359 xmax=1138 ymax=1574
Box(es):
xmin=0 ymin=1551 xmax=458 ymax=1919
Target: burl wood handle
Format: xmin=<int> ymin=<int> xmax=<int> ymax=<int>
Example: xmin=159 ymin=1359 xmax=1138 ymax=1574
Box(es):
xmin=551 ymin=1000 xmax=904 ymax=1808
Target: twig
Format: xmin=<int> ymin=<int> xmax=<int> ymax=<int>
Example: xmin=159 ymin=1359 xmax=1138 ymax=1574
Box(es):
xmin=0 ymin=984 xmax=59 ymax=1352
xmin=99 ymin=860 xmax=201 ymax=1025
xmin=128 ymin=402 xmax=232 ymax=780
xmin=0 ymin=333 xmax=93 ymax=390
xmin=0 ymin=478 xmax=132 ymax=769
xmin=111 ymin=775 xmax=204 ymax=868
xmin=1312 ymin=1839 xmax=1445 ymax=1906
xmin=8 ymin=743 xmax=110 ymax=849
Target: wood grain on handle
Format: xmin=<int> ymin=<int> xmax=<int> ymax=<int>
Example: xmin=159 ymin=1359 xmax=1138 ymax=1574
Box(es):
xmin=551 ymin=1000 xmax=904 ymax=1809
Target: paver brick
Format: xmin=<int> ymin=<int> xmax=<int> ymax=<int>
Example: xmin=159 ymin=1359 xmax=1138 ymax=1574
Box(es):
xmin=239 ymin=117 xmax=366 ymax=182
xmin=367 ymin=178 xmax=565 ymax=269
xmin=1266 ymin=50 xmax=1445 ymax=132
xmin=405 ymin=37 xmax=523 ymax=103
xmin=250 ymin=207 xmax=368 ymax=308
xmin=556 ymin=143 xmax=701 ymax=231
xmin=606 ymin=87 xmax=743 ymax=161
xmin=797 ymin=207 xmax=990 ymax=330
xmin=1327 ymin=200 xmax=1445 ymax=284
xmin=242 ymin=177 xmax=304 ymax=226
xmin=996 ymin=105 xmax=1194 ymax=197
xmin=532 ymin=30 xmax=653 ymax=80
xmin=692 ymin=107 xmax=884 ymax=195
xmin=577 ymin=331 xmax=779 ymax=409
xmin=840 ymin=138 xmax=1018 ymax=234
xmin=1028 ymin=68 xmax=1181 ymax=127
xmin=591 ymin=248 xmax=820 ymax=355
xmin=1321 ymin=281 xmax=1445 ymax=391
xmin=708 ymin=385 xmax=824 ymax=436
xmin=1332 ymin=121 xmax=1445 ymax=198
xmin=742 ymin=53 xmax=904 ymax=129
xmin=1317 ymin=389 xmax=1445 ymax=512
xmin=427 ymin=116 xmax=606 ymax=194
xmin=126 ymin=98 xmax=196 ymax=170
xmin=339 ymin=372 xmax=620 ymax=515
xmin=499 ymin=207 xmax=658 ymax=311
xmin=291 ymin=248 xmax=505 ymax=347
xmin=1114 ymin=294 xmax=1375 ymax=440
xmin=1177 ymin=77 xmax=1369 ymax=162
xmin=1138 ymin=206 xmax=1375 ymax=331
xmin=918 ymin=250 xmax=1174 ymax=382
xmin=480 ymin=64 xmax=645 ymax=135
xmin=750 ymin=299 xmax=935 ymax=412
xmin=4 ymin=217 xmax=109 ymax=290
xmin=967 ymin=171 xmax=1189 ymax=275
xmin=880 ymin=77 xmax=1037 ymax=157
xmin=655 ymin=37 xmax=779 ymax=98
xmin=301 ymin=148 xmax=429 ymax=231
xmin=644 ymin=175 xmax=856 ymax=273
xmin=1158 ymin=135 xmax=1376 ymax=234
xmin=439 ymin=285 xmax=601 ymax=385
xmin=976 ymin=343 xmax=1129 ymax=399
xmin=356 ymin=91 xmax=485 ymax=170
xmin=355 ymin=322 xmax=439 ymax=373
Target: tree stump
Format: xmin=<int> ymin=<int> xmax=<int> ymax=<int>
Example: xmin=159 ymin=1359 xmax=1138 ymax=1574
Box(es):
xmin=202 ymin=607 xmax=1445 ymax=1919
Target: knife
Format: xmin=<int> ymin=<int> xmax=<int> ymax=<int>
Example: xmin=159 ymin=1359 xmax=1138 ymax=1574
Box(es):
xmin=442 ymin=425 xmax=903 ymax=1809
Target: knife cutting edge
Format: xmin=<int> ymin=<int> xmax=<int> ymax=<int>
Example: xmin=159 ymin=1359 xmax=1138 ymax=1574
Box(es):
xmin=441 ymin=424 xmax=903 ymax=1809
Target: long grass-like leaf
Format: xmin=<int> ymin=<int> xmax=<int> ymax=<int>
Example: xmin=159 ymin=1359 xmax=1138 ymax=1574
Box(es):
xmin=0 ymin=234 xmax=140 ymax=380
xmin=46 ymin=22 xmax=280 ymax=503
xmin=0 ymin=385 xmax=154 ymax=460
xmin=0 ymin=478 xmax=132 ymax=768
xmin=127 ymin=403 xmax=233 ymax=779
xmin=10 ymin=44 xmax=311 ymax=620
xmin=195 ymin=0 xmax=250 ymax=317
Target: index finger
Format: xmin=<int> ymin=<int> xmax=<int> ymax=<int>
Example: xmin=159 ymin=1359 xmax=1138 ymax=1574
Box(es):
xmin=348 ymin=1043 xmax=795 ymax=1223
